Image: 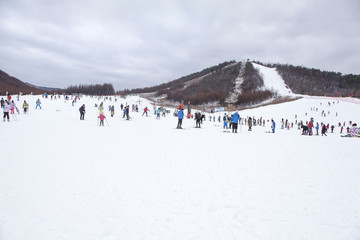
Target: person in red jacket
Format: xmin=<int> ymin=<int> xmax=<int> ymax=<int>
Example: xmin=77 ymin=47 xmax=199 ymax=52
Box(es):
xmin=142 ymin=106 xmax=149 ymax=116
xmin=307 ymin=118 xmax=314 ymax=135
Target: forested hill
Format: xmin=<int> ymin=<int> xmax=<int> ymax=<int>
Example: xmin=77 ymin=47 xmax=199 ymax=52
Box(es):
xmin=119 ymin=60 xmax=360 ymax=106
xmin=0 ymin=69 xmax=44 ymax=95
xmin=0 ymin=69 xmax=115 ymax=96
xmin=256 ymin=62 xmax=360 ymax=97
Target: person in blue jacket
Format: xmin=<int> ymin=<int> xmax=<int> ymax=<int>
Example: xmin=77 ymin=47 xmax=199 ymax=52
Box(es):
xmin=177 ymin=108 xmax=184 ymax=129
xmin=231 ymin=112 xmax=240 ymax=133
xmin=271 ymin=119 xmax=276 ymax=133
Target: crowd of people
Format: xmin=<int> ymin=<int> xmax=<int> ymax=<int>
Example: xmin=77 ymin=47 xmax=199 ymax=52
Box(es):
xmin=2 ymin=93 xmax=359 ymax=137
xmin=1 ymin=94 xmax=39 ymax=122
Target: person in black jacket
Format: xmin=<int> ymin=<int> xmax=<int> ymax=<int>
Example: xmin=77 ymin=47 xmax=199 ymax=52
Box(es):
xmin=79 ymin=104 xmax=86 ymax=120
xmin=195 ymin=112 xmax=201 ymax=128
xmin=321 ymin=123 xmax=327 ymax=136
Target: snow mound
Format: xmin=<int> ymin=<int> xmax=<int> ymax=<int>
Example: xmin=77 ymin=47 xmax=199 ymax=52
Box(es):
xmin=252 ymin=62 xmax=293 ymax=96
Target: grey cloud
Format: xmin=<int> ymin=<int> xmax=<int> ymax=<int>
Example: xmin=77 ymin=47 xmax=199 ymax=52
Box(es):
xmin=0 ymin=0 xmax=359 ymax=91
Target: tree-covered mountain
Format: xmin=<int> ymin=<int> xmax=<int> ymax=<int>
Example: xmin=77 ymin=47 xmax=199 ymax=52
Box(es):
xmin=0 ymin=70 xmax=45 ymax=95
xmin=2 ymin=59 xmax=359 ymax=104
xmin=0 ymin=69 xmax=115 ymax=96
xmin=261 ymin=62 xmax=360 ymax=97
xmin=119 ymin=60 xmax=360 ymax=106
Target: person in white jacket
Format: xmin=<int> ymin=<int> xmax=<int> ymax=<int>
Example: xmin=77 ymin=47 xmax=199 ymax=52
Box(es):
xmin=3 ymin=100 xmax=10 ymax=122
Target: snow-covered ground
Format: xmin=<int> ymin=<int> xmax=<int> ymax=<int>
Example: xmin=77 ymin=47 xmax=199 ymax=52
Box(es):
xmin=1 ymin=94 xmax=360 ymax=240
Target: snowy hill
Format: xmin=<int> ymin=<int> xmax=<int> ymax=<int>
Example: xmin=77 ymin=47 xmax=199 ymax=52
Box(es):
xmin=1 ymin=94 xmax=360 ymax=240
xmin=121 ymin=60 xmax=360 ymax=107
xmin=252 ymin=62 xmax=293 ymax=96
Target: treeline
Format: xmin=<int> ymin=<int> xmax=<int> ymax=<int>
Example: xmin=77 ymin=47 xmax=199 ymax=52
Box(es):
xmin=236 ymin=90 xmax=275 ymax=106
xmin=63 ymin=83 xmax=115 ymax=95
xmin=118 ymin=61 xmax=236 ymax=95
xmin=253 ymin=61 xmax=360 ymax=97
xmin=164 ymin=62 xmax=242 ymax=105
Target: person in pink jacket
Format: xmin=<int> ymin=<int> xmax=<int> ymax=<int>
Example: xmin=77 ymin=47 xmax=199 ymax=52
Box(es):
xmin=10 ymin=100 xmax=16 ymax=114
xmin=98 ymin=112 xmax=106 ymax=127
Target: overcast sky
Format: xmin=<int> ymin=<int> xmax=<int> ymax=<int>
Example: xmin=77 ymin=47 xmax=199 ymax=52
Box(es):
xmin=0 ymin=0 xmax=359 ymax=90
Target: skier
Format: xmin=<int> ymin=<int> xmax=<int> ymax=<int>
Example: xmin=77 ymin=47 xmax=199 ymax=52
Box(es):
xmin=110 ymin=105 xmax=115 ymax=117
xmin=79 ymin=104 xmax=86 ymax=120
xmin=308 ymin=118 xmax=314 ymax=135
xmin=195 ymin=112 xmax=201 ymax=128
xmin=162 ymin=108 xmax=166 ymax=117
xmin=142 ymin=107 xmax=149 ymax=116
xmin=98 ymin=102 xmax=104 ymax=114
xmin=98 ymin=112 xmax=106 ymax=126
xmin=321 ymin=123 xmax=327 ymax=136
xmin=248 ymin=117 xmax=253 ymax=131
xmin=271 ymin=119 xmax=276 ymax=133
xmin=3 ymin=100 xmax=10 ymax=122
xmin=156 ymin=108 xmax=161 ymax=119
xmin=23 ymin=100 xmax=29 ymax=114
xmin=10 ymin=100 xmax=16 ymax=114
xmin=223 ymin=113 xmax=228 ymax=129
xmin=177 ymin=108 xmax=184 ymax=129
xmin=315 ymin=122 xmax=319 ymax=135
xmin=125 ymin=105 xmax=130 ymax=120
xmin=231 ymin=112 xmax=240 ymax=133
xmin=35 ymin=98 xmax=42 ymax=109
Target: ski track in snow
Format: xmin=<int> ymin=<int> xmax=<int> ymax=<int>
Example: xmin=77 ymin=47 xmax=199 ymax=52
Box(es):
xmin=252 ymin=63 xmax=293 ymax=96
xmin=0 ymin=94 xmax=360 ymax=240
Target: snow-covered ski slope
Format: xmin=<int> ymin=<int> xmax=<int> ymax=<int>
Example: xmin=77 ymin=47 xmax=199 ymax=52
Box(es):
xmin=252 ymin=62 xmax=293 ymax=96
xmin=1 ymin=94 xmax=360 ymax=240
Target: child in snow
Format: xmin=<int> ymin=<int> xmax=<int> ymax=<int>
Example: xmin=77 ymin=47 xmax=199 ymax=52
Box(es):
xmin=223 ymin=114 xmax=228 ymax=129
xmin=315 ymin=122 xmax=319 ymax=135
xmin=23 ymin=100 xmax=29 ymax=114
xmin=35 ymin=98 xmax=42 ymax=109
xmin=98 ymin=102 xmax=104 ymax=114
xmin=3 ymin=100 xmax=10 ymax=122
xmin=10 ymin=100 xmax=16 ymax=114
xmin=110 ymin=105 xmax=115 ymax=117
xmin=98 ymin=112 xmax=106 ymax=126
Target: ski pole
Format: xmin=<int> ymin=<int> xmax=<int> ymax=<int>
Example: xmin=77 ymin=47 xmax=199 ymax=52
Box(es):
xmin=105 ymin=118 xmax=109 ymax=127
